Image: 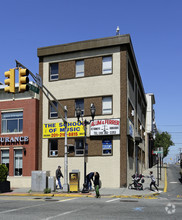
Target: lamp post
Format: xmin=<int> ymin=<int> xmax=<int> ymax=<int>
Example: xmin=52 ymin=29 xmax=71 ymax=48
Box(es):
xmin=75 ymin=103 xmax=96 ymax=193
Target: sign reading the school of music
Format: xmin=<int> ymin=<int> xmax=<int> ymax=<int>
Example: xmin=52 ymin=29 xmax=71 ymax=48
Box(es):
xmin=43 ymin=121 xmax=85 ymax=138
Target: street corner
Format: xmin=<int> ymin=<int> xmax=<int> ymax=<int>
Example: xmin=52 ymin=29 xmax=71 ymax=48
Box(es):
xmin=143 ymin=194 xmax=159 ymax=199
xmin=143 ymin=189 xmax=164 ymax=198
xmin=113 ymin=192 xmax=161 ymax=199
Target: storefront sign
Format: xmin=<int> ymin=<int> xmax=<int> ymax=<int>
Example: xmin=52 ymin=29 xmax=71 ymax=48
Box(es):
xmin=90 ymin=119 xmax=120 ymax=136
xmin=0 ymin=136 xmax=29 ymax=144
xmin=102 ymin=139 xmax=112 ymax=155
xmin=43 ymin=122 xmax=85 ymax=138
xmin=29 ymin=83 xmax=39 ymax=94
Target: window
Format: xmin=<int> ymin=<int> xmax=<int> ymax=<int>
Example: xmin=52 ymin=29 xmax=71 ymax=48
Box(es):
xmin=75 ymin=99 xmax=84 ymax=116
xmin=128 ymin=138 xmax=134 ymax=158
xmin=102 ymin=139 xmax=112 ymax=155
xmin=102 ymin=97 xmax=112 ymax=114
xmin=102 ymin=56 xmax=112 ymax=74
xmin=1 ymin=150 xmax=9 ymax=173
xmin=50 ymin=63 xmax=58 ymax=81
xmin=50 ymin=101 xmax=58 ymax=118
xmin=2 ymin=112 xmax=23 ymax=133
xmin=76 ymin=60 xmax=84 ymax=77
xmin=128 ymin=62 xmax=134 ymax=90
xmin=14 ymin=149 xmax=23 ymax=176
xmin=75 ymin=139 xmax=84 ymax=155
xmin=138 ymin=90 xmax=141 ymax=107
xmin=49 ymin=139 xmax=58 ymax=156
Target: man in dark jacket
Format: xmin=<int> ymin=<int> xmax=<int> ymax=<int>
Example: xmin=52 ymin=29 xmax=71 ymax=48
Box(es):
xmin=56 ymin=166 xmax=63 ymax=189
xmin=86 ymin=172 xmax=94 ymax=190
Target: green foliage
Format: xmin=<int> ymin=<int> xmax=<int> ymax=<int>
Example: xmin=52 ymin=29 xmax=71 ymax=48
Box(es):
xmin=154 ymin=131 xmax=174 ymax=157
xmin=44 ymin=188 xmax=51 ymax=194
xmin=0 ymin=164 xmax=8 ymax=182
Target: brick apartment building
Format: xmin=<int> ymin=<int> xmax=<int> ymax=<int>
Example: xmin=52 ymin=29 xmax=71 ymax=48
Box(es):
xmin=37 ymin=35 xmax=147 ymax=188
xmin=0 ymin=83 xmax=39 ymax=188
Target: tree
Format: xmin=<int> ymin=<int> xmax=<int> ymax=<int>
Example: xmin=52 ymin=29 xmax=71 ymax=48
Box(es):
xmin=154 ymin=131 xmax=174 ymax=158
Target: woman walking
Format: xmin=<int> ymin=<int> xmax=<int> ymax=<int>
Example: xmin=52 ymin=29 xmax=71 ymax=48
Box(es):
xmin=94 ymin=172 xmax=100 ymax=198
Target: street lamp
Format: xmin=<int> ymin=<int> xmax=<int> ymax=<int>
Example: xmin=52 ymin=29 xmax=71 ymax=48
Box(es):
xmin=75 ymin=103 xmax=96 ymax=193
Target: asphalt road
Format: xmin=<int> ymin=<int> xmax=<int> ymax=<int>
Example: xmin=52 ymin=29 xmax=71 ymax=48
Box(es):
xmin=0 ymin=164 xmax=181 ymax=220
xmin=164 ymin=164 xmax=182 ymax=198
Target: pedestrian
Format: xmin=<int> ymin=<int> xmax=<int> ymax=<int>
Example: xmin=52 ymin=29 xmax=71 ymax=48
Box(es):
xmin=56 ymin=166 xmax=63 ymax=189
xmin=148 ymin=171 xmax=158 ymax=191
xmin=86 ymin=172 xmax=94 ymax=190
xmin=94 ymin=172 xmax=100 ymax=198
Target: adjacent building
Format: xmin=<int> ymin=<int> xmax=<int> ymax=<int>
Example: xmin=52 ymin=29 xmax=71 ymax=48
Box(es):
xmin=0 ymin=83 xmax=39 ymax=188
xmin=145 ymin=93 xmax=157 ymax=168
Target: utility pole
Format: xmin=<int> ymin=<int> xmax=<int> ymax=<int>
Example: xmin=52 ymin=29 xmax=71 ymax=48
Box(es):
xmin=15 ymin=60 xmax=69 ymax=192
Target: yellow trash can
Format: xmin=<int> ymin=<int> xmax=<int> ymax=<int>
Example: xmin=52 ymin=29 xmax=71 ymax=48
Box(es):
xmin=69 ymin=171 xmax=80 ymax=192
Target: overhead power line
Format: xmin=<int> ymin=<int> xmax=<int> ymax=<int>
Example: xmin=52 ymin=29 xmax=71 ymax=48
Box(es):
xmin=157 ymin=125 xmax=182 ymax=126
xmin=168 ymin=132 xmax=182 ymax=133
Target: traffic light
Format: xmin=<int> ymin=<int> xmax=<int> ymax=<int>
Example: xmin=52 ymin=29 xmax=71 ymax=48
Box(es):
xmin=19 ymin=68 xmax=29 ymax=92
xmin=4 ymin=69 xmax=15 ymax=93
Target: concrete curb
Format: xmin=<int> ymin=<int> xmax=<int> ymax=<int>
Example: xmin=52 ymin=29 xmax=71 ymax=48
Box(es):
xmin=0 ymin=191 xmax=160 ymax=199
xmin=0 ymin=192 xmax=91 ymax=197
xmin=114 ymin=192 xmax=160 ymax=199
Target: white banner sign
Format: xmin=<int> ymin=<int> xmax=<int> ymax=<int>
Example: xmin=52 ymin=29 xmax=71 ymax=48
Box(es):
xmin=90 ymin=119 xmax=120 ymax=136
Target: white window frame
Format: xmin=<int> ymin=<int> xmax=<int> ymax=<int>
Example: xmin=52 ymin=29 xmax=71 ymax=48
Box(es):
xmin=1 ymin=111 xmax=23 ymax=134
xmin=102 ymin=56 xmax=112 ymax=74
xmin=102 ymin=96 xmax=112 ymax=114
xmin=49 ymin=139 xmax=58 ymax=157
xmin=76 ymin=60 xmax=84 ymax=77
xmin=14 ymin=149 xmax=23 ymax=176
xmin=75 ymin=139 xmax=84 ymax=156
xmin=1 ymin=149 xmax=9 ymax=174
xmin=75 ymin=99 xmax=84 ymax=116
xmin=50 ymin=63 xmax=59 ymax=81
xmin=50 ymin=101 xmax=58 ymax=118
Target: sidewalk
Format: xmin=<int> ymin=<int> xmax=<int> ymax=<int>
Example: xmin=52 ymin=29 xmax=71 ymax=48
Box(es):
xmin=0 ymin=165 xmax=166 ymax=199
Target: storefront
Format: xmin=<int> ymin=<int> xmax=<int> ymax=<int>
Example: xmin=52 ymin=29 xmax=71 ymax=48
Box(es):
xmin=0 ymin=84 xmax=39 ymax=188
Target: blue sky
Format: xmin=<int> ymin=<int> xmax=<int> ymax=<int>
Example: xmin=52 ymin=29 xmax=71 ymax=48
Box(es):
xmin=0 ymin=0 xmax=182 ymax=163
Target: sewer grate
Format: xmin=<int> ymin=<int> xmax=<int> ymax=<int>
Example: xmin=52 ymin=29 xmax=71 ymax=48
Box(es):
xmin=44 ymin=199 xmax=59 ymax=202
xmin=120 ymin=200 xmax=138 ymax=202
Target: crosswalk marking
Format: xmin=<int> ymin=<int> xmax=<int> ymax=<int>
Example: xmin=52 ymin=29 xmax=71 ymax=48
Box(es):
xmin=106 ymin=198 xmax=120 ymax=203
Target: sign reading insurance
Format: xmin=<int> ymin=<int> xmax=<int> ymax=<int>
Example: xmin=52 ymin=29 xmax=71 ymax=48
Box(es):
xmin=43 ymin=122 xmax=84 ymax=138
xmin=90 ymin=119 xmax=120 ymax=136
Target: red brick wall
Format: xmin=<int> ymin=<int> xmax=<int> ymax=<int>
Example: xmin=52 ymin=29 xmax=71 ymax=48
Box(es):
xmin=0 ymin=98 xmax=39 ymax=176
